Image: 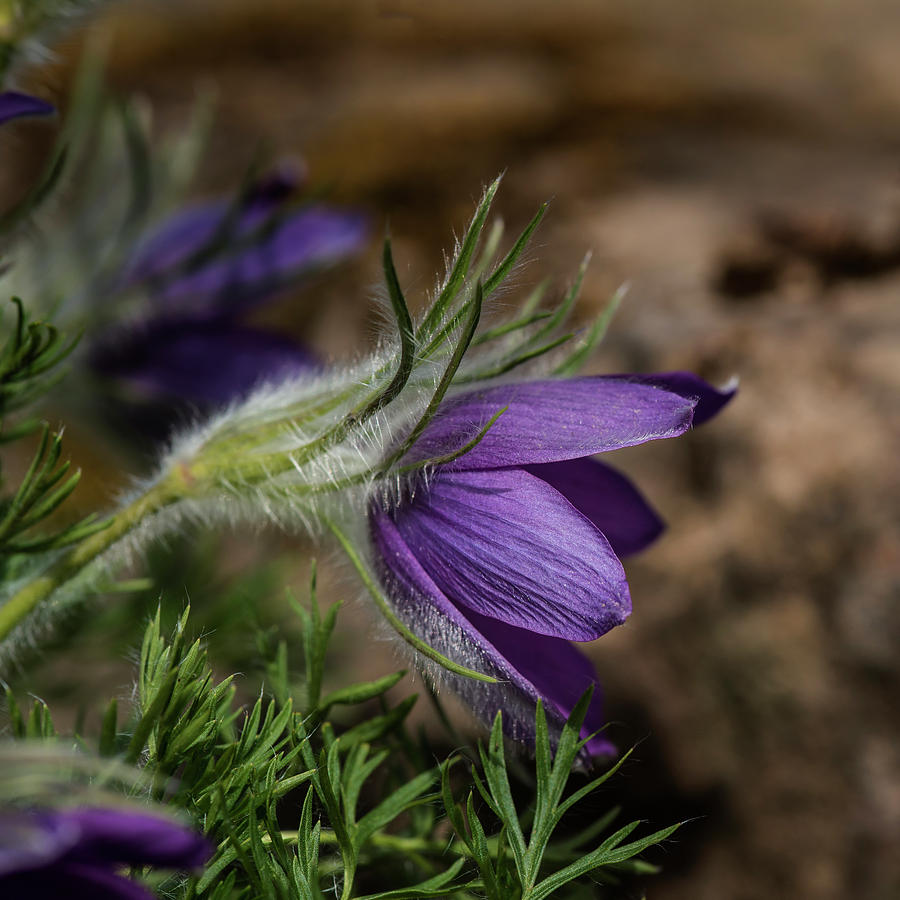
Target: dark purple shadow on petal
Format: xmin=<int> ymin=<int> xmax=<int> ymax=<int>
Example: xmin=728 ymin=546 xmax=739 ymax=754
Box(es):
xmin=388 ymin=468 xmax=631 ymax=640
xmin=371 ymin=510 xmax=615 ymax=758
xmin=147 ymin=207 xmax=369 ymax=315
xmin=465 ymin=609 xmax=615 ymax=757
xmin=0 ymin=91 xmax=54 ymax=125
xmin=89 ymin=318 xmax=319 ymax=407
xmin=604 ymin=371 xmax=736 ymax=427
xmin=0 ymin=861 xmax=156 ymax=900
xmin=526 ymin=457 xmax=665 ymax=557
xmin=57 ymin=809 xmax=211 ymax=870
xmin=405 ymin=377 xmax=696 ymax=469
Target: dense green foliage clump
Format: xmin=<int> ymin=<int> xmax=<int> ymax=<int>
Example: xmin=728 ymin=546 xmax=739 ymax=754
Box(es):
xmin=6 ymin=589 xmax=678 ymax=900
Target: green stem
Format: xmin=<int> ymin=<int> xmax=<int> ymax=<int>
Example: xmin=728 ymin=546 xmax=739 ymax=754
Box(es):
xmin=286 ymin=828 xmax=461 ymax=856
xmin=279 ymin=827 xmax=506 ymax=866
xmin=0 ymin=473 xmax=184 ymax=645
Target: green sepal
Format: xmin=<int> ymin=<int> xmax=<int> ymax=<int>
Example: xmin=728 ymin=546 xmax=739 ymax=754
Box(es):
xmin=382 ymin=280 xmax=483 ymax=471
xmin=417 ymin=175 xmax=500 ymax=340
xmin=554 ymin=281 xmax=627 ymax=376
xmin=354 ymin=237 xmax=416 ymax=421
xmin=482 ymin=201 xmax=547 ymax=297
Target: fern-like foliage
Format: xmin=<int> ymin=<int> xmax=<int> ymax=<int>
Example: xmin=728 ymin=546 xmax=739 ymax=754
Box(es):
xmin=0 ymin=297 xmax=108 ymax=555
xmin=0 ymin=296 xmax=75 ymax=441
xmin=4 ymin=577 xmax=680 ymax=899
xmin=443 ymin=696 xmax=680 ymax=899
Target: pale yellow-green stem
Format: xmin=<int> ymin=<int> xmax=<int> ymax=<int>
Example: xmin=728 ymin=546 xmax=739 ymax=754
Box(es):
xmin=276 ymin=828 xmax=470 ymax=856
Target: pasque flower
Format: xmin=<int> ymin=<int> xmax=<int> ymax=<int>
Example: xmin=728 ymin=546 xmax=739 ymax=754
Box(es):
xmin=98 ymin=178 xmax=732 ymax=755
xmin=0 ymin=173 xmax=734 ymax=761
xmin=371 ymin=372 xmax=734 ymax=754
xmin=0 ymin=806 xmax=210 ymax=899
xmin=88 ymin=164 xmax=366 ymax=416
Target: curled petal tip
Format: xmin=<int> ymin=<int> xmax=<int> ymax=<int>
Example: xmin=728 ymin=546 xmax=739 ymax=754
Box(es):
xmin=631 ymin=371 xmax=737 ymax=426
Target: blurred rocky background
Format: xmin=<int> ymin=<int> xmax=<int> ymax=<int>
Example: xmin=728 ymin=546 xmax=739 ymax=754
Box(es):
xmin=6 ymin=1 xmax=900 ymax=898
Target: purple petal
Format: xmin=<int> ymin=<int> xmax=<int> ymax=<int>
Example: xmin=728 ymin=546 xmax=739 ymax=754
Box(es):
xmin=57 ymin=809 xmax=211 ymax=869
xmin=604 ymin=371 xmax=736 ymax=426
xmin=0 ymin=812 xmax=78 ymax=876
xmin=121 ymin=200 xmax=235 ymax=284
xmin=0 ymin=809 xmax=209 ymax=899
xmin=386 ymin=467 xmax=630 ymax=641
xmin=467 ymin=609 xmax=615 ymax=756
xmin=1 ymin=862 xmax=157 ymax=900
xmin=121 ymin=163 xmax=304 ymax=287
xmin=131 ymin=206 xmax=368 ymax=315
xmin=371 ymin=511 xmax=614 ymax=756
xmin=89 ymin=319 xmax=319 ymax=406
xmin=405 ymin=377 xmax=696 ymax=469
xmin=526 ymin=458 xmax=664 ymax=557
xmin=0 ymin=91 xmax=54 ymax=125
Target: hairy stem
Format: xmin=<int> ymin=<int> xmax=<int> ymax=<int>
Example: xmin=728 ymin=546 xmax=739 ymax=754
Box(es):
xmin=0 ymin=471 xmax=185 ymax=646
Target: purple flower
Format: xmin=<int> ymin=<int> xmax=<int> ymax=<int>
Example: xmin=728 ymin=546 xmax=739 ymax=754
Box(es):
xmin=0 ymin=806 xmax=211 ymax=899
xmin=371 ymin=372 xmax=734 ymax=756
xmin=0 ymin=91 xmax=54 ymax=125
xmin=118 ymin=165 xmax=366 ymax=318
xmin=89 ymin=165 xmax=367 ymax=418
xmin=90 ymin=317 xmax=319 ymax=409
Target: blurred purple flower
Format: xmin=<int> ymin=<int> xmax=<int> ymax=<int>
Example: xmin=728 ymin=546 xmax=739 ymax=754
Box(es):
xmin=89 ymin=165 xmax=366 ymax=418
xmin=371 ymin=372 xmax=734 ymax=756
xmin=0 ymin=91 xmax=54 ymax=125
xmin=91 ymin=316 xmax=320 ymax=410
xmin=0 ymin=806 xmax=211 ymax=899
xmin=118 ymin=165 xmax=366 ymax=318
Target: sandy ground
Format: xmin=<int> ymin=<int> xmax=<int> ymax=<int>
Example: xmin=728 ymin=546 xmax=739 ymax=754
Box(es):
xmin=5 ymin=2 xmax=900 ymax=897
